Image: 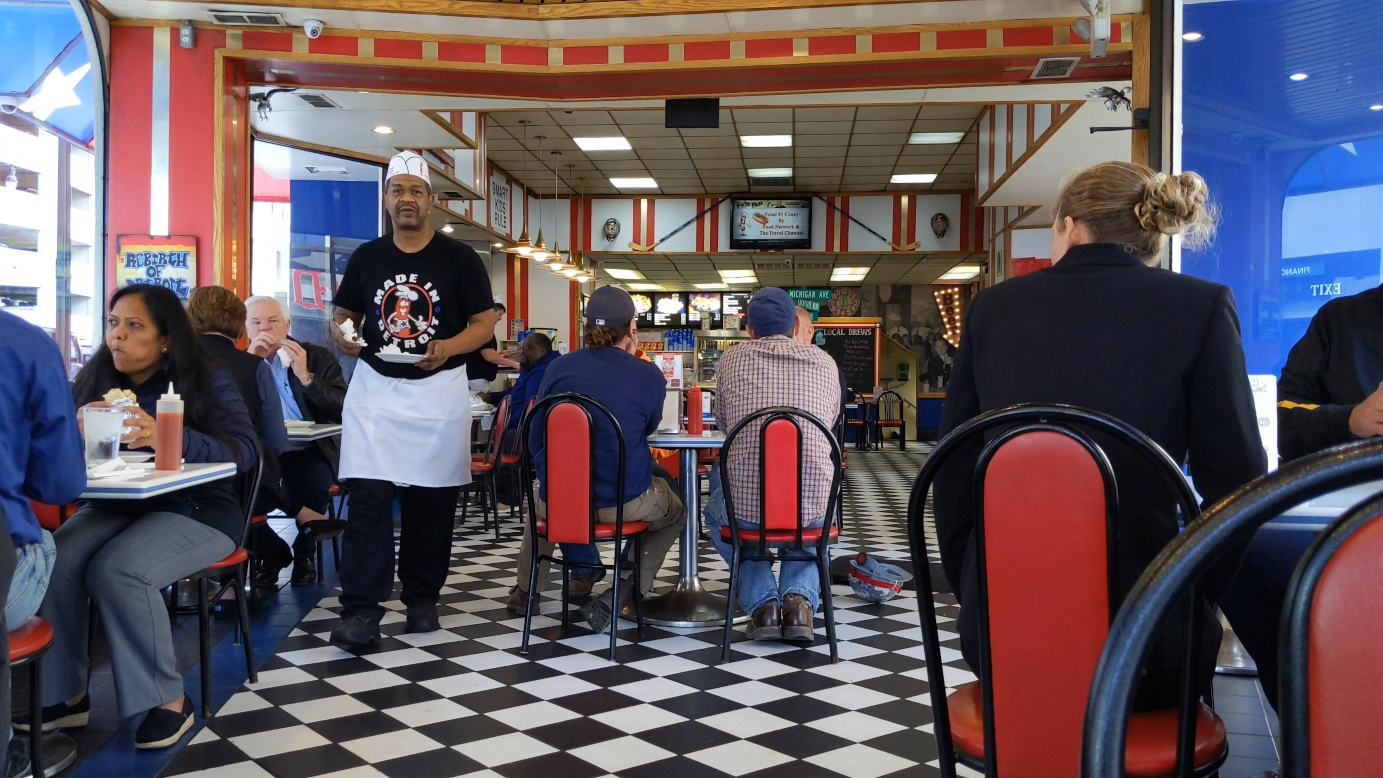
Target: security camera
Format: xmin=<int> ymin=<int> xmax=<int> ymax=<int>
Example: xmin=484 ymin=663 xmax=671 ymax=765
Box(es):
xmin=303 ymin=19 xmax=324 ymax=39
xmin=0 ymin=96 xmax=17 ymax=115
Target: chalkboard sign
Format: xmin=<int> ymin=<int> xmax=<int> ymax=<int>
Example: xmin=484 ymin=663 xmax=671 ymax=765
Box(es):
xmin=814 ymin=326 xmax=878 ymax=393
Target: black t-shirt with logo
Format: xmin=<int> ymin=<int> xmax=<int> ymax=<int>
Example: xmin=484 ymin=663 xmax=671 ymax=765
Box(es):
xmin=335 ymin=233 xmax=493 ymax=380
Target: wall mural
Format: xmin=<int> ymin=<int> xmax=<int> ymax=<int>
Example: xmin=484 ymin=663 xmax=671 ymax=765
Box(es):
xmin=856 ymin=285 xmax=954 ymax=391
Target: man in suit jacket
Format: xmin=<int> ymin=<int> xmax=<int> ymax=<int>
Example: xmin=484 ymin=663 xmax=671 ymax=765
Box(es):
xmin=245 ymin=296 xmax=348 ymax=585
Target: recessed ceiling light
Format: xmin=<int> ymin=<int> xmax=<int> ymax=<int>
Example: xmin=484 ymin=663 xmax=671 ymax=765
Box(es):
xmin=1289 ymin=73 xmax=1309 ymax=82
xmin=892 ymin=173 xmax=938 ymax=184
xmin=740 ymin=135 xmax=792 ymax=148
xmin=441 ymin=225 xmax=454 ymax=233
xmin=358 ymin=90 xmax=370 ymax=94
xmin=493 ymin=242 xmax=505 ymax=247
xmin=574 ymin=137 xmax=632 ymax=151
xmin=373 ymin=125 xmax=395 ymax=134
xmin=1181 ymin=32 xmax=1204 ymax=42
xmin=610 ymin=177 xmax=658 ymax=189
xmin=695 ymin=283 xmax=728 ymax=290
xmin=747 ymin=168 xmax=792 ymax=178
xmin=605 ymin=268 xmax=644 ymax=280
xmin=938 ymin=264 xmax=981 ymax=281
xmin=719 ymin=269 xmax=757 ymax=280
xmin=908 ymin=132 xmax=966 ymax=145
xmin=831 ymin=267 xmax=870 ymax=282
xmin=628 ymin=283 xmax=662 ymax=291
xmin=1371 ymin=105 xmax=1383 ymax=111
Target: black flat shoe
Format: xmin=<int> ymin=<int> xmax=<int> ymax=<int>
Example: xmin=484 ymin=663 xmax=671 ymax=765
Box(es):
xmin=405 ymin=603 xmax=440 ymax=633
xmin=4 ymin=737 xmax=29 ymax=778
xmin=330 ymin=613 xmax=382 ymax=646
xmin=290 ymin=557 xmax=317 ymax=586
xmin=134 ymin=697 xmax=193 ymax=750
xmin=13 ymin=694 xmax=89 ymax=733
xmin=297 ymin=518 xmax=347 ymax=543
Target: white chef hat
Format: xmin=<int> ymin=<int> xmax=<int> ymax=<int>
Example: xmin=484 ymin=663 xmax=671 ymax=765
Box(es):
xmin=395 ymin=286 xmax=420 ymax=301
xmin=386 ymin=150 xmax=431 ymax=190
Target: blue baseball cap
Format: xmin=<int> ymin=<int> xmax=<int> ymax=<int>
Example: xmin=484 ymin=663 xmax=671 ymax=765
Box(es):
xmin=746 ymin=287 xmax=796 ymax=337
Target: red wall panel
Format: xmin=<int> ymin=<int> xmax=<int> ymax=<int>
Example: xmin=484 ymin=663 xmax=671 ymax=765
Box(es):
xmin=106 ymin=26 xmax=154 ymax=291
xmin=168 ymin=30 xmax=223 ymax=287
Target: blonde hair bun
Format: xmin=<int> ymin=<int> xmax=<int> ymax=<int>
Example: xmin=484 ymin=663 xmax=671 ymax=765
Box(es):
xmin=1135 ymin=171 xmax=1213 ymax=239
xmin=1055 ymin=162 xmax=1217 ymax=261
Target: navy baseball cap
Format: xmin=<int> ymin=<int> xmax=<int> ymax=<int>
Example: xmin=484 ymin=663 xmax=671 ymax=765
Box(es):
xmin=586 ymin=286 xmax=636 ymax=327
xmin=747 ymin=287 xmax=797 ymax=337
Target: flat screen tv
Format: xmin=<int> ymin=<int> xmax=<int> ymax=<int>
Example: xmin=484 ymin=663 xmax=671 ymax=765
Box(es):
xmin=729 ymin=197 xmax=812 ymax=250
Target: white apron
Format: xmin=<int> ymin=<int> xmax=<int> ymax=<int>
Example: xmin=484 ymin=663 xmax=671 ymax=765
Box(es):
xmin=339 ymin=361 xmax=472 ymax=488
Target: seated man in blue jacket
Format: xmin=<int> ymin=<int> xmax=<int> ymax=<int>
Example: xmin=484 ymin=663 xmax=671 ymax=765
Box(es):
xmin=490 ymin=332 xmax=558 ymax=434
xmin=0 ymin=310 xmax=86 ymax=776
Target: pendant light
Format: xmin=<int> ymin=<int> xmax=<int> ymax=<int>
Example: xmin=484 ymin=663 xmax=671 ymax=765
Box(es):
xmin=546 ymin=151 xmax=572 ymax=273
xmin=570 ymin=170 xmax=591 ymax=281
xmin=500 ymin=120 xmax=533 ymax=256
xmin=529 ymin=135 xmax=551 ymax=263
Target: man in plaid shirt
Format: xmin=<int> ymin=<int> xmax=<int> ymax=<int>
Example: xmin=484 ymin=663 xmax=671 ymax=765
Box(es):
xmin=706 ymin=287 xmax=841 ymax=642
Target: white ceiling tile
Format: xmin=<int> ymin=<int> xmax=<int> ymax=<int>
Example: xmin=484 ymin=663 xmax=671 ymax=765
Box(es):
xmin=733 ymin=108 xmax=794 ymax=123
xmin=682 ymin=136 xmax=739 ymax=149
xmin=795 ymin=106 xmax=856 ymax=122
xmin=918 ymin=104 xmax=983 ymax=120
xmin=795 ymin=121 xmax=855 ymax=135
xmin=795 ymin=134 xmax=850 ymax=147
xmin=854 ymin=105 xmax=919 ymax=121
xmin=852 ymin=120 xmax=913 ymax=135
xmin=796 ymin=145 xmax=847 ymax=157
xmin=554 ymin=110 xmax=615 ymax=126
xmin=622 ymin=124 xmax=680 ymax=138
xmin=912 ymin=119 xmax=976 ymax=133
xmin=613 ymin=111 xmax=666 ymax=125
xmin=629 ymin=136 xmax=685 ymax=148
xmin=689 ymin=147 xmax=743 ymax=160
xmin=735 ymin=122 xmax=794 ymax=136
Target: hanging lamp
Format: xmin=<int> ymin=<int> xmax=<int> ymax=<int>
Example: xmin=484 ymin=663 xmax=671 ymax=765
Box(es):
xmin=546 ymin=151 xmax=573 ymax=273
xmin=500 ymin=121 xmax=533 ymax=256
xmin=528 ymin=136 xmax=551 ymax=263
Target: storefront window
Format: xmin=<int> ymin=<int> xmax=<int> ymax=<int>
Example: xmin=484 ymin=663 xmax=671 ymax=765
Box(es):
xmin=1180 ymin=0 xmax=1383 ymax=376
xmin=1 ymin=1 xmax=99 ymax=376
xmin=251 ymin=140 xmax=383 ymax=378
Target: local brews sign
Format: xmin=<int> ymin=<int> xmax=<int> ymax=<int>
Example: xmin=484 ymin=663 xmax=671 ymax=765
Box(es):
xmin=114 ymin=235 xmax=197 ymax=299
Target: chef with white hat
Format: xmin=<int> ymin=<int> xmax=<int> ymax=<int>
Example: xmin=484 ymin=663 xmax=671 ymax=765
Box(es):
xmin=327 ymin=150 xmax=501 ymax=646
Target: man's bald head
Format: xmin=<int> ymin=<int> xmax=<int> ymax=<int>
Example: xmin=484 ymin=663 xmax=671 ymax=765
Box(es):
xmin=793 ymin=307 xmax=815 ymax=345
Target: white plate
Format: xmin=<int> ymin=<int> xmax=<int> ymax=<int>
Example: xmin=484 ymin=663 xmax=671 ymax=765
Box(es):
xmin=376 ymin=353 xmax=426 ymax=364
xmin=119 ymin=453 xmax=153 ymax=463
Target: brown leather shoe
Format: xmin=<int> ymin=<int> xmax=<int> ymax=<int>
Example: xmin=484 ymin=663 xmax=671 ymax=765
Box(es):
xmin=782 ymin=593 xmax=814 ymax=642
xmin=747 ymin=600 xmax=782 ymax=641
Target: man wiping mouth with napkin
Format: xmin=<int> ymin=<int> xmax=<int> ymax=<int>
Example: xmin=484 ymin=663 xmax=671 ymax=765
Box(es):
xmin=327 ymin=150 xmax=502 ymax=646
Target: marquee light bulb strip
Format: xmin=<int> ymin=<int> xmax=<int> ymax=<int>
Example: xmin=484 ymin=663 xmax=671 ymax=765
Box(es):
xmin=934 ymin=287 xmax=963 ymax=348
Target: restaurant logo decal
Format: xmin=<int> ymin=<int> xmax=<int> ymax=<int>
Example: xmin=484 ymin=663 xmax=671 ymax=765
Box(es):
xmin=114 ymin=235 xmax=197 ymax=299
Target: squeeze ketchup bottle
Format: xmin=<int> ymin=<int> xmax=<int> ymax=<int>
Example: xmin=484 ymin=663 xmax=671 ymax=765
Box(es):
xmin=154 ymin=382 xmax=184 ymax=471
xmin=687 ymin=385 xmax=703 ymax=435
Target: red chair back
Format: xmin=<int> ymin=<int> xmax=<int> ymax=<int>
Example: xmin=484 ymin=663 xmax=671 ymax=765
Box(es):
xmin=542 ymin=402 xmax=593 ymax=545
xmin=977 ymin=428 xmax=1116 ymax=776
xmin=1281 ymin=501 xmax=1383 ymax=776
xmin=29 ymin=501 xmax=62 ymax=531
xmin=480 ymin=396 xmax=511 ymax=466
xmin=761 ymin=418 xmax=801 ymax=534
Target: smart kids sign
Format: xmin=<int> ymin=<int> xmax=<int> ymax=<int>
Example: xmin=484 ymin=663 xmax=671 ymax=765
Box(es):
xmin=115 ymin=236 xmax=198 ymax=299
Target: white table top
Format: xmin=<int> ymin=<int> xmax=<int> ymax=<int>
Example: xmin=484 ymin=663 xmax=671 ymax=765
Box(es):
xmin=80 ymin=462 xmax=237 ymax=500
xmin=648 ymin=431 xmax=725 ymax=449
xmin=1268 ymin=479 xmax=1383 ymax=531
xmin=286 ymin=423 xmax=342 ymax=441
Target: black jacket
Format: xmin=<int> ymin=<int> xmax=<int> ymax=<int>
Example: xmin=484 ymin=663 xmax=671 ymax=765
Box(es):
xmin=935 ymin=243 xmax=1268 ymax=707
xmin=200 ymin=334 xmax=285 ymax=455
xmin=279 ymin=337 xmax=348 ymax=470
xmin=1277 ymin=286 xmax=1383 ymax=461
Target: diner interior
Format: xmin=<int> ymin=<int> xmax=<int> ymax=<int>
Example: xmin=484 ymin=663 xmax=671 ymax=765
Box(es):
xmin=7 ymin=1 xmax=1383 ymax=777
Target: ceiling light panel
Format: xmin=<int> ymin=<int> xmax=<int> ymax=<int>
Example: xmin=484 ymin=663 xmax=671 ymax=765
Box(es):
xmin=628 ymin=283 xmax=662 ymax=290
xmin=908 ymin=132 xmax=966 ymax=145
xmin=891 ymin=173 xmax=938 ymax=184
xmin=604 ymin=268 xmax=644 ymax=280
xmin=747 ymin=168 xmax=792 ymax=178
xmin=740 ymin=135 xmax=792 ymax=148
xmin=695 ymin=283 xmax=728 ymax=289
xmin=609 ymin=177 xmax=658 ymax=189
xmin=574 ymin=136 xmax=632 ymax=151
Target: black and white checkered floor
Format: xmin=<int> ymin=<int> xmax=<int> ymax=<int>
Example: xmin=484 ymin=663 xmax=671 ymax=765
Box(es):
xmin=162 ymin=449 xmax=991 ymax=778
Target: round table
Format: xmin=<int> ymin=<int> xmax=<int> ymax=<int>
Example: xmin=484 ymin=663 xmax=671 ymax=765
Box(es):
xmin=633 ymin=430 xmax=737 ymax=627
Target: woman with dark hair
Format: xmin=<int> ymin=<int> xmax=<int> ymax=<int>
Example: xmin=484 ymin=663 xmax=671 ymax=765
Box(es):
xmin=19 ymin=284 xmax=258 ymax=750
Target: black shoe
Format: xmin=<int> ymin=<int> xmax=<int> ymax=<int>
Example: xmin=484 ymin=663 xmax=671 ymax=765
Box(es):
xmin=290 ymin=556 xmax=317 ymax=586
xmin=13 ymin=694 xmax=89 ymax=733
xmin=4 ymin=737 xmax=29 ymax=778
xmin=252 ymin=562 xmax=285 ymax=588
xmin=330 ymin=613 xmax=382 ymax=646
xmin=579 ymin=580 xmax=634 ymax=635
xmin=134 ymin=697 xmax=193 ymax=750
xmin=298 ymin=518 xmax=347 ymax=543
xmin=568 ymin=569 xmax=601 ymax=597
xmin=405 ymin=603 xmax=440 ymax=633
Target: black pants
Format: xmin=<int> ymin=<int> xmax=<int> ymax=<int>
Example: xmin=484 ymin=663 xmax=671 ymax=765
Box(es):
xmin=0 ymin=525 xmax=16 ymax=743
xmin=1218 ymin=529 xmax=1314 ymax=714
xmin=339 ymin=478 xmax=460 ymax=619
xmin=252 ymin=447 xmax=336 ymax=564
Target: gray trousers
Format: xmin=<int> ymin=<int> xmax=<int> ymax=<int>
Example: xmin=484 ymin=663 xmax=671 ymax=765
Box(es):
xmin=39 ymin=507 xmax=234 ymax=717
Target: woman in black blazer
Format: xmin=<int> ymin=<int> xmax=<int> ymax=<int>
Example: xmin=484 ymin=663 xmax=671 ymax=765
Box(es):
xmin=934 ymin=161 xmax=1268 ymax=709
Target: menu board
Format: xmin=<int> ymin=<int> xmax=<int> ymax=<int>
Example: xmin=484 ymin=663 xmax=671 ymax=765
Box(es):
xmin=730 ymin=198 xmax=812 ymax=250
xmin=722 ymin=292 xmax=750 ymax=318
xmin=815 ymin=325 xmax=878 ymax=393
xmin=649 ymin=293 xmax=686 ymax=327
xmin=686 ymin=293 xmax=722 ymax=327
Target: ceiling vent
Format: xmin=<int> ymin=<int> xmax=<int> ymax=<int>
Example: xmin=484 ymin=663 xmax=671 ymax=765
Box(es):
xmin=748 ymin=176 xmax=794 ymax=189
xmin=296 ymin=93 xmax=341 ymax=109
xmin=208 ymin=10 xmax=287 ymax=26
xmin=1029 ymin=57 xmax=1082 ymax=79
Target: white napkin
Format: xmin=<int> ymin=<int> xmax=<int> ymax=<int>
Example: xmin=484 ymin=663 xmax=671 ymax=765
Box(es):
xmin=87 ymin=458 xmax=146 ymax=481
xmin=278 ymin=347 xmax=291 ymax=367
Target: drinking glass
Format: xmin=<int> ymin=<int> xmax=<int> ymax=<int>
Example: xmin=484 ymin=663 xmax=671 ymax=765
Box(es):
xmin=83 ymin=407 xmax=125 ymax=464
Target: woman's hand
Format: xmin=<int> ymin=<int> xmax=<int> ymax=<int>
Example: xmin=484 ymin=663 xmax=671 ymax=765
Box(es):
xmin=75 ymin=400 xmax=109 ymax=435
xmin=122 ymin=406 xmax=159 ymax=450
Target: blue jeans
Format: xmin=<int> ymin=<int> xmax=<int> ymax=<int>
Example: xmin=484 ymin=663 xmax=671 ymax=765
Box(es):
xmin=704 ymin=472 xmax=822 ymax=615
xmin=7 ymin=530 xmax=56 ymax=627
xmin=561 ymin=543 xmax=607 ymax=583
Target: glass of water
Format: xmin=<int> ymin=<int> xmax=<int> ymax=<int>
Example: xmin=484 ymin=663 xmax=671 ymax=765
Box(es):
xmin=83 ymin=407 xmax=126 ymax=464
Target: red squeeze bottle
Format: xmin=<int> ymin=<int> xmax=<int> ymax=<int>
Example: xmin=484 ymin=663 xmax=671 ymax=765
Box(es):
xmin=154 ymin=382 xmax=184 ymax=471
xmin=687 ymin=386 xmax=703 ymax=435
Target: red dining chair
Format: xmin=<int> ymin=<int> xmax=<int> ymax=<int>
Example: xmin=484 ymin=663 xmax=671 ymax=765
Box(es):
xmin=466 ymin=395 xmax=511 ymax=541
xmin=719 ymin=406 xmax=844 ymax=665
xmin=912 ymin=405 xmax=1228 ymax=778
xmin=189 ymin=454 xmax=262 ymax=718
xmin=9 ymin=617 xmax=53 ymax=777
xmin=518 ymin=392 xmax=648 ymax=662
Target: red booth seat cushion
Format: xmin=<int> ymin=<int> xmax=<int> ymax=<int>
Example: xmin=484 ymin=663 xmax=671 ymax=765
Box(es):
xmin=204 ymin=547 xmax=250 ymax=570
xmin=947 ymin=682 xmax=1227 ymax=776
xmin=536 ymin=520 xmax=648 ymax=539
xmin=8 ymin=617 xmax=52 ymax=662
xmin=720 ymin=525 xmax=839 ymax=543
